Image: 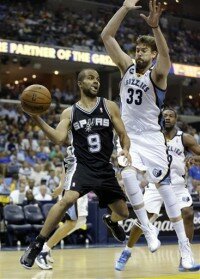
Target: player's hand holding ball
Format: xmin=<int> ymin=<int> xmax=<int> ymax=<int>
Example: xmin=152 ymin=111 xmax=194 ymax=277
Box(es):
xmin=20 ymin=84 xmax=51 ymax=116
xmin=118 ymin=149 xmax=132 ymax=167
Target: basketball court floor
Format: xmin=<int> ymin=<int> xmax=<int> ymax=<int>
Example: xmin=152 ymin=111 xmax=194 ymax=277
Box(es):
xmin=0 ymin=243 xmax=199 ymax=279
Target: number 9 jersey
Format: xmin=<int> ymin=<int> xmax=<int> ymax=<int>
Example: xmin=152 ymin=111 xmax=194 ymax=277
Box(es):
xmin=71 ymin=97 xmax=114 ymax=170
xmin=120 ymin=64 xmax=166 ymax=134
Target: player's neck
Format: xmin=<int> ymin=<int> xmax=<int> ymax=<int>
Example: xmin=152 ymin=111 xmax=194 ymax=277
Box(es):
xmin=164 ymin=127 xmax=177 ymax=141
xmin=78 ymin=96 xmax=98 ymax=110
xmin=136 ymin=64 xmax=151 ymax=75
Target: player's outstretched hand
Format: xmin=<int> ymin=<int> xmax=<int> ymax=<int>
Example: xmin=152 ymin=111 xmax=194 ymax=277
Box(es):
xmin=140 ymin=0 xmax=164 ymax=28
xmin=123 ymin=0 xmax=142 ymax=10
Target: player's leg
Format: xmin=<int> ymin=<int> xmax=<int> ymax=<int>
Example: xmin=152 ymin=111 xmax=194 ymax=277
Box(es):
xmin=36 ymin=218 xmax=88 ymax=270
xmin=20 ymin=190 xmax=79 ymax=269
xmin=36 ymin=196 xmax=88 ymax=270
xmin=115 ymin=184 xmax=161 ymax=271
xmin=35 ymin=219 xmax=77 ymax=270
xmin=117 ymin=140 xmax=152 ymax=230
xmin=181 ymin=206 xmax=194 ymax=242
xmin=156 ymin=182 xmax=195 ymax=269
xmin=103 ymin=198 xmax=129 ymax=242
xmin=121 ymin=167 xmax=161 ymax=252
xmin=174 ymin=187 xmax=199 ymax=271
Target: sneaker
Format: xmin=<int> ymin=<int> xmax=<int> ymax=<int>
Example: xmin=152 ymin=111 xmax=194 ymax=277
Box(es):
xmin=35 ymin=252 xmax=52 ymax=270
xmin=179 ymin=239 xmax=195 ymax=269
xmin=115 ymin=250 xmax=131 ymax=271
xmin=46 ymin=250 xmax=54 ymax=263
xmin=20 ymin=241 xmax=43 ymax=269
xmin=179 ymin=259 xmax=200 ymax=272
xmin=103 ymin=214 xmax=126 ymax=242
xmin=142 ymin=223 xmax=161 ymax=253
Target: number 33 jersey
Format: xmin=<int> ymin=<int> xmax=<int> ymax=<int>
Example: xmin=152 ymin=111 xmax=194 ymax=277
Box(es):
xmin=120 ymin=64 xmax=166 ymax=134
xmin=71 ymin=97 xmax=114 ymax=170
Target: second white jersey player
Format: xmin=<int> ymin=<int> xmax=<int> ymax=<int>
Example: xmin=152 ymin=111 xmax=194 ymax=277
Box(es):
xmin=144 ymin=130 xmax=192 ymax=214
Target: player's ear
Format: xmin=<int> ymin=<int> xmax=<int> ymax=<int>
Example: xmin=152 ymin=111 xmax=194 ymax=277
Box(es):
xmin=152 ymin=51 xmax=157 ymax=60
xmin=77 ymin=81 xmax=82 ymax=88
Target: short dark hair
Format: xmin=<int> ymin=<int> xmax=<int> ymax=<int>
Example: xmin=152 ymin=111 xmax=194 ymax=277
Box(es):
xmin=136 ymin=35 xmax=157 ymax=52
xmin=163 ymin=107 xmax=177 ymax=118
xmin=77 ymin=68 xmax=96 ymax=82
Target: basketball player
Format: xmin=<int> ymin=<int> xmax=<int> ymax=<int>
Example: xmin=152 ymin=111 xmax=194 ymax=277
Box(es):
xmin=115 ymin=108 xmax=200 ymax=271
xmin=20 ymin=68 xmax=132 ymax=269
xmin=35 ymin=147 xmax=89 ymax=270
xmin=101 ymin=0 xmax=194 ymax=269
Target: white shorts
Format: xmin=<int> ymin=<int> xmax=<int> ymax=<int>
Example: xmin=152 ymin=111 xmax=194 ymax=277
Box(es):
xmin=127 ymin=132 xmax=169 ymax=184
xmin=67 ymin=194 xmax=88 ymax=221
xmin=144 ymin=183 xmax=193 ymax=215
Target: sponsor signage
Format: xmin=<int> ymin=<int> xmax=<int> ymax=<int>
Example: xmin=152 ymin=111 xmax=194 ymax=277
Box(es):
xmin=0 ymin=39 xmax=115 ymax=66
xmin=1 ymin=39 xmax=200 ymax=78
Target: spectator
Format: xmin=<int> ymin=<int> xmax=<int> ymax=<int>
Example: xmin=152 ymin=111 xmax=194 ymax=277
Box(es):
xmin=0 ymin=174 xmax=10 ymax=194
xmin=9 ymin=182 xmax=26 ymax=204
xmin=45 ymin=169 xmax=59 ymax=193
xmin=35 ymin=185 xmax=52 ymax=201
xmin=23 ymin=189 xmax=40 ymax=206
xmin=188 ymin=162 xmax=200 ymax=193
xmin=30 ymin=164 xmax=47 ymax=187
xmin=18 ymin=161 xmax=33 ymax=178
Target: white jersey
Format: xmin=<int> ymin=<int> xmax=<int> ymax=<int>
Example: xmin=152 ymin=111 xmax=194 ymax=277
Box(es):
xmin=167 ymin=130 xmax=185 ymax=185
xmin=120 ymin=64 xmax=166 ymax=134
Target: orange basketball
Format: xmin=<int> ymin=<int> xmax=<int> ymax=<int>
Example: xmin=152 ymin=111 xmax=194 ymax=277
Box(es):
xmin=20 ymin=84 xmax=51 ymax=115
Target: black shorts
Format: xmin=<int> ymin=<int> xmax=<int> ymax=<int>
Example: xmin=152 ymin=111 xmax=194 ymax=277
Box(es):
xmin=64 ymin=162 xmax=126 ymax=208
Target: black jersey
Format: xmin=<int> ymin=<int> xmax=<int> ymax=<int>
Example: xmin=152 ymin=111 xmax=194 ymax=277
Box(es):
xmin=71 ymin=97 xmax=114 ymax=170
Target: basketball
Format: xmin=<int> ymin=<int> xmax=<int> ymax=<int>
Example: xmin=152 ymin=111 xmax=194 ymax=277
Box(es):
xmin=20 ymin=84 xmax=51 ymax=115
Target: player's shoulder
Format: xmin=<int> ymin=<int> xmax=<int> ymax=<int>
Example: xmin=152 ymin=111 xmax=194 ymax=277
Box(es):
xmin=60 ymin=106 xmax=72 ymax=119
xmin=182 ymin=132 xmax=196 ymax=146
xmin=104 ymin=99 xmax=119 ymax=111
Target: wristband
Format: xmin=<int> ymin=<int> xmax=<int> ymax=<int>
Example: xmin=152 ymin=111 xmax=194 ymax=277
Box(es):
xmin=150 ymin=25 xmax=159 ymax=29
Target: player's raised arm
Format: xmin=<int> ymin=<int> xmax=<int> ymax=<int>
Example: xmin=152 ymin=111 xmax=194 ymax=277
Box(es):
xmin=101 ymin=0 xmax=142 ymax=75
xmin=140 ymin=0 xmax=171 ymax=89
xmin=30 ymin=107 xmax=71 ymax=145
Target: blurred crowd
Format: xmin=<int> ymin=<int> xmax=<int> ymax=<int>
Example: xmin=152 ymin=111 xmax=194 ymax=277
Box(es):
xmin=165 ymin=96 xmax=200 ymax=116
xmin=0 ymin=0 xmax=199 ymax=65
xmin=0 ymin=103 xmax=64 ymax=203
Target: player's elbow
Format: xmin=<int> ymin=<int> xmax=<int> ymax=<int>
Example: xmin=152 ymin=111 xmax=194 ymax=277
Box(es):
xmin=101 ymin=29 xmax=111 ymax=41
xmin=53 ymin=135 xmax=66 ymax=145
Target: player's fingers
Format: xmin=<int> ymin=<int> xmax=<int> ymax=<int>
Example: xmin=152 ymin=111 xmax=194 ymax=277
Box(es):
xmin=140 ymin=14 xmax=148 ymax=20
xmin=149 ymin=0 xmax=153 ymax=11
xmin=152 ymin=0 xmax=156 ymax=12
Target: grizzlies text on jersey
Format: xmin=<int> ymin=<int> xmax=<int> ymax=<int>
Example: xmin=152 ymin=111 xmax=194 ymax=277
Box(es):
xmin=120 ymin=64 xmax=166 ymax=134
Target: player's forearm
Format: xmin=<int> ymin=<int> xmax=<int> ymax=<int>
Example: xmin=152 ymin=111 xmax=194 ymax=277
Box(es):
xmin=152 ymin=26 xmax=170 ymax=58
xmin=101 ymin=6 xmax=129 ymax=38
xmin=119 ymin=133 xmax=130 ymax=151
xmin=31 ymin=116 xmax=65 ymax=144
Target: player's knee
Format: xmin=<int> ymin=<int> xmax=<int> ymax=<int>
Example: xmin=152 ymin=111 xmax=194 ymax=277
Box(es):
xmin=59 ymin=198 xmax=74 ymax=211
xmin=121 ymin=167 xmax=137 ymax=178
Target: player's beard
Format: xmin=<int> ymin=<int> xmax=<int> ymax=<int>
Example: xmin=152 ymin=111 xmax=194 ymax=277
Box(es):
xmin=83 ymin=88 xmax=98 ymax=99
xmin=164 ymin=124 xmax=174 ymax=132
xmin=136 ymin=59 xmax=149 ymax=72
